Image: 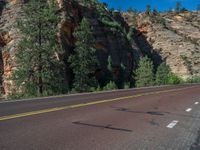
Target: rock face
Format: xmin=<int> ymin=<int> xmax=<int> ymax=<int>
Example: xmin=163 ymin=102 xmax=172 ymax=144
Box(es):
xmin=57 ymin=0 xmax=140 ymax=89
xmin=0 ymin=0 xmax=23 ymax=95
xmin=124 ymin=12 xmax=200 ymax=79
xmin=0 ymin=0 xmax=137 ymax=95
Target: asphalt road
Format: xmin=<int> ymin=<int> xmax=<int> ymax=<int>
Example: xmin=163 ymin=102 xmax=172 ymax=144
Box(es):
xmin=0 ymin=85 xmax=200 ymax=150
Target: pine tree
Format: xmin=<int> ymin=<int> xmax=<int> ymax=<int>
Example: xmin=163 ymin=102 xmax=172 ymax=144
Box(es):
xmin=127 ymin=7 xmax=134 ymax=13
xmin=14 ymin=0 xmax=64 ymax=97
xmin=197 ymin=4 xmax=200 ymax=12
xmin=146 ymin=4 xmax=151 ymax=15
xmin=68 ymin=18 xmax=98 ymax=92
xmin=135 ymin=56 xmax=154 ymax=87
xmin=153 ymin=8 xmax=158 ymax=15
xmin=175 ymin=1 xmax=181 ymax=13
xmin=155 ymin=63 xmax=170 ymax=85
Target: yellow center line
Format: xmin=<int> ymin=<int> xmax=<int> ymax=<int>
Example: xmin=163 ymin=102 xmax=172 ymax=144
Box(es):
xmin=0 ymin=87 xmax=193 ymax=121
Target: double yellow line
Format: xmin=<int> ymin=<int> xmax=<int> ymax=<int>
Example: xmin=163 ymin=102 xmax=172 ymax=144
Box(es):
xmin=0 ymin=87 xmax=192 ymax=121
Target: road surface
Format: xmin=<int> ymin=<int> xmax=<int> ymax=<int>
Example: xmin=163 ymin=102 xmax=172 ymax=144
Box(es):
xmin=0 ymin=85 xmax=200 ymax=150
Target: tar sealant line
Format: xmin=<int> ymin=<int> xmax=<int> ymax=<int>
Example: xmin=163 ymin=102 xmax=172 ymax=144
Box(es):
xmin=194 ymin=102 xmax=199 ymax=105
xmin=185 ymin=108 xmax=192 ymax=112
xmin=167 ymin=120 xmax=179 ymax=128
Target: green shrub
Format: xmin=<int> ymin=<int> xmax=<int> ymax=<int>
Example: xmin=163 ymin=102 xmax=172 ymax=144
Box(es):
xmin=68 ymin=18 xmax=98 ymax=93
xmin=107 ymin=55 xmax=112 ymax=71
xmin=155 ymin=63 xmax=170 ymax=85
xmin=124 ymin=82 xmax=130 ymax=89
xmin=103 ymin=81 xmax=117 ymax=90
xmin=135 ymin=56 xmax=155 ymax=87
xmin=186 ymin=76 xmax=200 ymax=83
xmin=167 ymin=73 xmax=183 ymax=85
xmin=127 ymin=27 xmax=135 ymax=41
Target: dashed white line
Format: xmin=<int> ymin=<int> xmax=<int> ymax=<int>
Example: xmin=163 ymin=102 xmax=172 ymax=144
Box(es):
xmin=185 ymin=108 xmax=192 ymax=112
xmin=166 ymin=103 xmax=196 ymax=129
xmin=167 ymin=120 xmax=179 ymax=128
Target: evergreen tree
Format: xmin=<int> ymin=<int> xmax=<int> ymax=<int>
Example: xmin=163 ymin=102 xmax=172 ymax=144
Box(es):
xmin=127 ymin=27 xmax=135 ymax=41
xmin=197 ymin=4 xmax=200 ymax=12
xmin=175 ymin=1 xmax=181 ymax=13
xmin=135 ymin=56 xmax=154 ymax=87
xmin=102 ymin=2 xmax=108 ymax=8
xmin=68 ymin=18 xmax=98 ymax=92
xmin=127 ymin=7 xmax=134 ymax=13
xmin=146 ymin=4 xmax=151 ymax=15
xmin=127 ymin=8 xmax=138 ymax=14
xmin=14 ymin=0 xmax=64 ymax=97
xmin=155 ymin=62 xmax=170 ymax=85
xmin=153 ymin=8 xmax=158 ymax=15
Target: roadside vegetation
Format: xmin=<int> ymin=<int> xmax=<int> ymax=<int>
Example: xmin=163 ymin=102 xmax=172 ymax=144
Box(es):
xmin=6 ymin=0 xmax=200 ymax=99
xmin=68 ymin=18 xmax=98 ymax=93
xmin=134 ymin=56 xmax=154 ymax=88
xmin=11 ymin=0 xmax=65 ymax=99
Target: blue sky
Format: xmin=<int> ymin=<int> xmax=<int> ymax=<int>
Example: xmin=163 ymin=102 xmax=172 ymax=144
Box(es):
xmin=99 ymin=0 xmax=200 ymax=12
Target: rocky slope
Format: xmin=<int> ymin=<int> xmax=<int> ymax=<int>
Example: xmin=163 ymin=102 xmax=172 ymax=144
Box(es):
xmin=0 ymin=0 xmax=23 ymax=95
xmin=0 ymin=0 xmax=138 ymax=95
xmin=123 ymin=11 xmax=200 ymax=79
xmin=0 ymin=0 xmax=200 ymax=95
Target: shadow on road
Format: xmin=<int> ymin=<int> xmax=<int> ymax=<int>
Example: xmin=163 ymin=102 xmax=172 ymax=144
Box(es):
xmin=72 ymin=121 xmax=132 ymax=132
xmin=111 ymin=106 xmax=168 ymax=116
xmin=111 ymin=106 xmax=200 ymax=120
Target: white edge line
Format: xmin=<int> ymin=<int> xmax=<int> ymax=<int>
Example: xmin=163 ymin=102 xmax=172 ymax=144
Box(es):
xmin=195 ymin=102 xmax=199 ymax=105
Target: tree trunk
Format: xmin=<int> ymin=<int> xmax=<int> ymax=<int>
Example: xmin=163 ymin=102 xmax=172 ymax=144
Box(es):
xmin=38 ymin=20 xmax=43 ymax=95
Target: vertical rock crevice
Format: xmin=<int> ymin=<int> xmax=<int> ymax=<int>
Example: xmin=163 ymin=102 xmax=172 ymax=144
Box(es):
xmin=0 ymin=32 xmax=7 ymax=94
xmin=0 ymin=0 xmax=7 ymax=94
